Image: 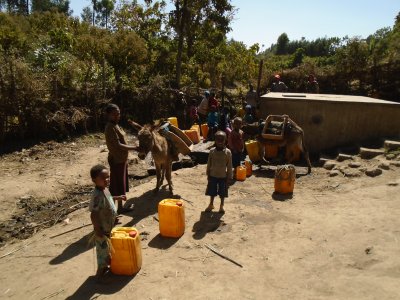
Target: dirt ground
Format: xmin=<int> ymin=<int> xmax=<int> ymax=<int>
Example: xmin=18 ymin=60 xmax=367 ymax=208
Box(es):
xmin=0 ymin=136 xmax=400 ymax=300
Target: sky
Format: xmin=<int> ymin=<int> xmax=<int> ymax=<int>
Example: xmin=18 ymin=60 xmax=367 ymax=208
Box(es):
xmin=70 ymin=0 xmax=400 ymax=50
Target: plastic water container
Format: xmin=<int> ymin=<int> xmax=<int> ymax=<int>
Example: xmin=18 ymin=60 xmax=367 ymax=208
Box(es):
xmin=200 ymin=123 xmax=208 ymax=138
xmin=191 ymin=124 xmax=200 ymax=136
xmin=274 ymin=165 xmax=296 ymax=194
xmin=236 ymin=166 xmax=247 ymax=181
xmin=184 ymin=129 xmax=200 ymax=144
xmin=265 ymin=144 xmax=279 ymax=158
xmin=168 ymin=117 xmax=179 ymax=128
xmin=244 ymin=160 xmax=252 ymax=177
xmin=245 ymin=140 xmax=261 ymax=162
xmin=110 ymin=227 xmax=142 ymax=275
xmin=158 ymin=199 xmax=185 ymax=238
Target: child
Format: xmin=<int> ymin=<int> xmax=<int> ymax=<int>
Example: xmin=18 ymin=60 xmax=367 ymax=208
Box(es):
xmin=206 ymin=105 xmax=219 ymax=141
xmin=243 ymin=104 xmax=254 ymax=124
xmin=89 ymin=164 xmax=126 ymax=281
xmin=228 ymin=117 xmax=244 ymax=170
xmin=205 ymin=131 xmax=233 ymax=213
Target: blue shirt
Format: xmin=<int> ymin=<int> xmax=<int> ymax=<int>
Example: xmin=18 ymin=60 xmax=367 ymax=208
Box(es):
xmin=207 ymin=111 xmax=219 ymax=128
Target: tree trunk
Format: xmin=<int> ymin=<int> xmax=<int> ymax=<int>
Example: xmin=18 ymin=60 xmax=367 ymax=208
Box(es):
xmin=175 ymin=0 xmax=188 ymax=89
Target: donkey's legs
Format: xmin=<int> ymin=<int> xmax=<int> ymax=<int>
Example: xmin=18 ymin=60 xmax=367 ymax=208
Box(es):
xmin=166 ymin=160 xmax=173 ymax=194
xmin=160 ymin=164 xmax=165 ymax=185
xmin=154 ymin=163 xmax=162 ymax=193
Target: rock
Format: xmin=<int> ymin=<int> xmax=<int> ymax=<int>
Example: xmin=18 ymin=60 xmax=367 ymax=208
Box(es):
xmin=348 ymin=162 xmax=362 ymax=168
xmin=329 ymin=170 xmax=341 ymax=177
xmin=319 ymin=157 xmax=329 ymax=165
xmin=342 ymin=168 xmax=361 ymax=177
xmin=365 ymin=246 xmax=373 ymax=255
xmin=385 ymin=153 xmax=397 ymax=160
xmin=360 ymin=147 xmax=384 ymax=159
xmin=323 ymin=160 xmax=337 ymax=170
xmin=378 ymin=162 xmax=390 ymax=170
xmin=384 ymin=140 xmax=400 ymax=151
xmin=389 ymin=160 xmax=400 ymax=167
xmin=336 ymin=153 xmax=353 ymax=162
xmin=20 ymin=195 xmax=32 ymax=200
xmin=387 ymin=182 xmax=399 ymax=186
xmin=365 ymin=168 xmax=383 ymax=177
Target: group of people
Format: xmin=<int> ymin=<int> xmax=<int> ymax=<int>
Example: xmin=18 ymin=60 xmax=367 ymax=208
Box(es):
xmin=270 ymin=74 xmax=320 ymax=94
xmin=88 ymin=72 xmax=319 ymax=281
xmin=88 ymin=102 xmax=249 ymax=281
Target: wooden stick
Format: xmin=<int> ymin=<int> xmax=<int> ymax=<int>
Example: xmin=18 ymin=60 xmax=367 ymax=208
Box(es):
xmin=205 ymin=244 xmax=243 ymax=268
xmin=0 ymin=240 xmax=35 ymax=259
xmin=40 ymin=289 xmax=65 ymax=300
xmin=49 ymin=224 xmax=92 ymax=239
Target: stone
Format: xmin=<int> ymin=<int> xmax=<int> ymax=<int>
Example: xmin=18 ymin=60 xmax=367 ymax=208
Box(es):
xmin=365 ymin=168 xmax=383 ymax=177
xmin=360 ymin=147 xmax=384 ymax=159
xmin=323 ymin=160 xmax=337 ymax=170
xmin=387 ymin=182 xmax=399 ymax=186
xmin=329 ymin=170 xmax=341 ymax=177
xmin=384 ymin=140 xmax=400 ymax=151
xmin=342 ymin=168 xmax=361 ymax=177
xmin=348 ymin=162 xmax=362 ymax=168
xmin=337 ymin=153 xmax=353 ymax=162
xmin=378 ymin=162 xmax=390 ymax=170
xmin=389 ymin=160 xmax=400 ymax=167
xmin=385 ymin=153 xmax=397 ymax=160
xmin=319 ymin=157 xmax=329 ymax=165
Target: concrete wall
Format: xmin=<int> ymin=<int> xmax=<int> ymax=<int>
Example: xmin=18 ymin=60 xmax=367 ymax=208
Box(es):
xmin=259 ymin=94 xmax=400 ymax=152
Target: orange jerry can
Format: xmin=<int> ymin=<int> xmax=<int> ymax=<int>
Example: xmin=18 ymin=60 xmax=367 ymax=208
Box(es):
xmin=236 ymin=166 xmax=247 ymax=181
xmin=168 ymin=117 xmax=179 ymax=128
xmin=110 ymin=227 xmax=142 ymax=275
xmin=191 ymin=124 xmax=200 ymax=136
xmin=274 ymin=165 xmax=296 ymax=194
xmin=265 ymin=144 xmax=279 ymax=159
xmin=184 ymin=129 xmax=200 ymax=144
xmin=245 ymin=140 xmax=261 ymax=162
xmin=158 ymin=199 xmax=185 ymax=238
xmin=200 ymin=123 xmax=209 ymax=138
xmin=244 ymin=160 xmax=252 ymax=177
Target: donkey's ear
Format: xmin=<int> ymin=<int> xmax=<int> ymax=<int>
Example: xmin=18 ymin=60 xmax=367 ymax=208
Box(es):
xmin=128 ymin=120 xmax=142 ymax=131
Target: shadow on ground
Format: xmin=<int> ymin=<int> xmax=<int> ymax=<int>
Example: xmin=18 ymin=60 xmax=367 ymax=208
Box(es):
xmin=49 ymin=232 xmax=92 ymax=265
xmin=272 ymin=192 xmax=293 ymax=201
xmin=192 ymin=211 xmax=225 ymax=240
xmin=148 ymin=234 xmax=179 ymax=249
xmin=122 ymin=186 xmax=181 ymax=226
xmin=65 ymin=274 xmax=134 ymax=300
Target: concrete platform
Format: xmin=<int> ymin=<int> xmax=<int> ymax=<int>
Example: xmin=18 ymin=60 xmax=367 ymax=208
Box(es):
xmin=259 ymin=93 xmax=400 ymax=153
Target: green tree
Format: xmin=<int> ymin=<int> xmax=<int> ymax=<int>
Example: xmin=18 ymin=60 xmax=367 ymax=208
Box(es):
xmin=31 ymin=0 xmax=71 ymax=15
xmin=276 ymin=33 xmax=289 ymax=55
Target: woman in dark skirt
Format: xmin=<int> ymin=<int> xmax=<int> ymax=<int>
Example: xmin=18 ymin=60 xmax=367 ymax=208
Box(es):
xmin=104 ymin=104 xmax=137 ymax=213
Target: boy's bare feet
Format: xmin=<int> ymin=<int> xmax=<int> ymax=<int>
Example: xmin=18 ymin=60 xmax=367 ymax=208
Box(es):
xmin=219 ymin=206 xmax=225 ymax=213
xmin=205 ymin=204 xmax=214 ymax=212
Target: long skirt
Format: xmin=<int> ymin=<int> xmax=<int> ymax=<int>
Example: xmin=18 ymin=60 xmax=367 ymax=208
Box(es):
xmin=109 ymin=160 xmax=129 ymax=196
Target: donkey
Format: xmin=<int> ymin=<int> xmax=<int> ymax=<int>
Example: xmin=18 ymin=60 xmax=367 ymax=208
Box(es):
xmin=242 ymin=117 xmax=312 ymax=174
xmin=129 ymin=121 xmax=174 ymax=194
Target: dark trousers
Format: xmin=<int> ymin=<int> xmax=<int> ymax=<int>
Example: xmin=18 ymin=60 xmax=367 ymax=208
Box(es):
xmin=109 ymin=160 xmax=129 ymax=196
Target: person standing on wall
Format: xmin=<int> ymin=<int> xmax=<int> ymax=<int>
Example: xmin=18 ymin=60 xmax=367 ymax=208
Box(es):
xmin=306 ymin=74 xmax=319 ymax=94
xmin=271 ymin=74 xmax=288 ymax=92
xmin=104 ymin=104 xmax=137 ymax=214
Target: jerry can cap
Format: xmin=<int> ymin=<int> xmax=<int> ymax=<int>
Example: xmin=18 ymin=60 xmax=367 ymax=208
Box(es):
xmin=129 ymin=231 xmax=137 ymax=238
xmin=176 ymin=201 xmax=183 ymax=207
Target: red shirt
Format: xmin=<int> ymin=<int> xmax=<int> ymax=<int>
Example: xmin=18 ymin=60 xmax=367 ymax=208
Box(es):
xmin=208 ymin=97 xmax=219 ymax=109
